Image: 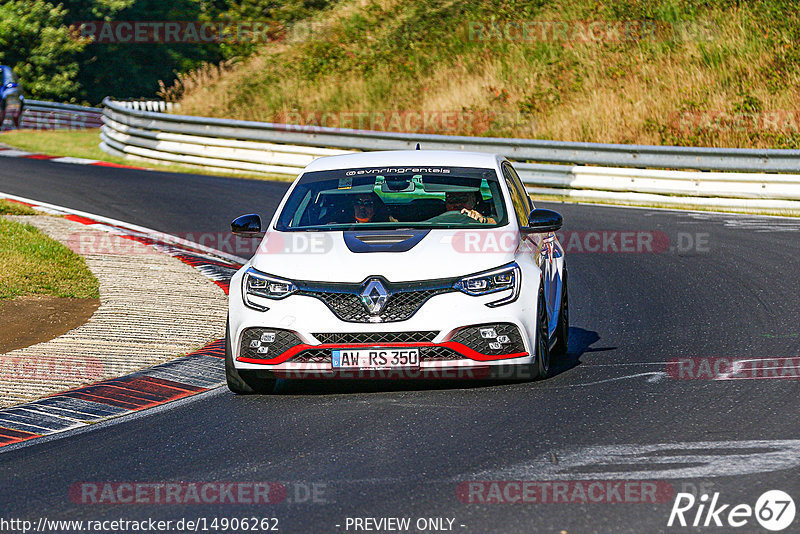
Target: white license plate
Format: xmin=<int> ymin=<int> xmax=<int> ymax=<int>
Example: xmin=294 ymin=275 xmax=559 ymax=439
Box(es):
xmin=332 ymin=348 xmax=420 ymax=370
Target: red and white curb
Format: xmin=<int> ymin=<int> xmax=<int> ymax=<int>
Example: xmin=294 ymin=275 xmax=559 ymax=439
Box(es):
xmin=0 ymin=145 xmax=146 ymax=170
xmin=0 ymin=342 xmax=226 ymax=447
xmin=0 ymin=194 xmax=245 ymax=449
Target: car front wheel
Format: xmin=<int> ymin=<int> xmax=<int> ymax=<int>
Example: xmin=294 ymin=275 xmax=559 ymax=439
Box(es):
xmin=551 ymin=268 xmax=569 ymax=356
xmin=531 ymin=285 xmax=551 ymax=380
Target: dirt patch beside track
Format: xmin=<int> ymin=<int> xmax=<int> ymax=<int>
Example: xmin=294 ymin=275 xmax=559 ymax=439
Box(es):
xmin=0 ymin=296 xmax=99 ymax=354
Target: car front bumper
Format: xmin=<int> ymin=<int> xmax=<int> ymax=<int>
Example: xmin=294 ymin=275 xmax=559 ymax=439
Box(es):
xmin=228 ymin=267 xmax=541 ymax=379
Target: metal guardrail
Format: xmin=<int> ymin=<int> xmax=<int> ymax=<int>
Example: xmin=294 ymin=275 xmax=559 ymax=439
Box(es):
xmin=18 ymin=100 xmax=104 ymax=130
xmin=113 ymin=100 xmax=180 ymax=113
xmin=100 ymin=98 xmax=800 ymax=212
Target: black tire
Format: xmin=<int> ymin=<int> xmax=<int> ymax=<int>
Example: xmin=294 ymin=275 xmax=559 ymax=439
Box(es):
xmin=531 ymin=285 xmax=551 ymax=380
xmin=225 ymin=321 xmax=277 ymax=394
xmin=551 ymin=267 xmax=569 ymax=357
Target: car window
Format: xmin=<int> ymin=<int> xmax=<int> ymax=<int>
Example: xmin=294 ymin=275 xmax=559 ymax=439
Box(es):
xmin=276 ymin=166 xmax=509 ymax=230
xmin=502 ymin=164 xmax=529 ymax=227
xmin=504 ymin=162 xmax=533 ymax=211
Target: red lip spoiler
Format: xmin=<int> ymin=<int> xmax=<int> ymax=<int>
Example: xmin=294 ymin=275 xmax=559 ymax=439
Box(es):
xmin=237 ymin=342 xmax=527 ymax=364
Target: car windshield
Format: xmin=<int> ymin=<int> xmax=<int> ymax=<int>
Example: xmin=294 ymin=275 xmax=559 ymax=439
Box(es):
xmin=276 ymin=166 xmax=508 ymax=231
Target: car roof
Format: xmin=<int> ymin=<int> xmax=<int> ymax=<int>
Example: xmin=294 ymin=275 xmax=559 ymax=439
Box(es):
xmin=302 ymin=150 xmax=502 ymax=172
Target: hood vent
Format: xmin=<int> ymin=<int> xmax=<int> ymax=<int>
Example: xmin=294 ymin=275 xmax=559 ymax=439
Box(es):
xmin=355 ymin=234 xmax=415 ymax=245
xmin=343 ymin=230 xmax=430 ymax=253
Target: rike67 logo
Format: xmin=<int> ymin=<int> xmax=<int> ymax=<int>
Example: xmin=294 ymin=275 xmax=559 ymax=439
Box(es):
xmin=668 ymin=490 xmax=795 ymax=531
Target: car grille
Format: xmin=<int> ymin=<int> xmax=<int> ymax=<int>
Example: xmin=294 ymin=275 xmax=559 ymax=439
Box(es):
xmin=239 ymin=327 xmax=303 ymax=360
xmin=296 ymin=277 xmax=457 ymax=323
xmin=313 ymin=331 xmax=438 ymax=344
xmin=420 ymin=346 xmax=466 ymax=361
xmin=287 ymin=349 xmax=331 ymax=364
xmin=450 ymin=323 xmax=526 ymax=355
xmin=288 ymin=346 xmax=466 ymax=364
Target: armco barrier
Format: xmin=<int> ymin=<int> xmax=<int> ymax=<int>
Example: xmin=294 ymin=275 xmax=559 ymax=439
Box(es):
xmin=19 ymin=100 xmax=103 ymax=130
xmin=100 ymin=98 xmax=800 ymax=212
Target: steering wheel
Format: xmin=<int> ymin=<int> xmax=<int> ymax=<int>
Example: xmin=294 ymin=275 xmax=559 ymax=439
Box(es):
xmin=426 ymin=210 xmax=476 ymax=224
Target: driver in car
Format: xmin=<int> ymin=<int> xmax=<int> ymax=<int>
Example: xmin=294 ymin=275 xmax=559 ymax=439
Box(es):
xmin=353 ymin=194 xmax=376 ymax=223
xmin=445 ymin=191 xmax=496 ymax=224
xmin=353 ymin=193 xmax=397 ymax=223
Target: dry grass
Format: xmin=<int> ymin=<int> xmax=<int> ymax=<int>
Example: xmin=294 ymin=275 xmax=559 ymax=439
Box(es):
xmin=165 ymin=0 xmax=800 ymax=148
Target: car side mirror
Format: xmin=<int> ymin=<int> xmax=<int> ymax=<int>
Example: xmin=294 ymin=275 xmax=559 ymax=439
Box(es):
xmin=522 ymin=209 xmax=563 ymax=234
xmin=231 ymin=214 xmax=265 ymax=238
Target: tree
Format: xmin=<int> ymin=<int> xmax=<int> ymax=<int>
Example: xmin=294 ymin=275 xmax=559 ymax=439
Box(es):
xmin=66 ymin=0 xmax=228 ymax=103
xmin=0 ymin=0 xmax=88 ymax=101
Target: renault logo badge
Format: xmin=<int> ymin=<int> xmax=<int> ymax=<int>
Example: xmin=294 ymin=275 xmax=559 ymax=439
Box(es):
xmin=360 ymin=279 xmax=389 ymax=315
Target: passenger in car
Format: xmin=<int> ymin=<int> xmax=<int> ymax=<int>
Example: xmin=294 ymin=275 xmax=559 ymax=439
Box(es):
xmin=445 ymin=191 xmax=496 ymax=224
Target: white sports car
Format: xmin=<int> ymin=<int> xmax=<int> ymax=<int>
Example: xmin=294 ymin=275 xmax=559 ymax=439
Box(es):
xmin=226 ymin=150 xmax=567 ymax=393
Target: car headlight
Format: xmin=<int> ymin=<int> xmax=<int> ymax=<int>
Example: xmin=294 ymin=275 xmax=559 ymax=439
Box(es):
xmin=454 ymin=263 xmax=521 ymax=307
xmin=243 ymin=267 xmax=297 ymax=310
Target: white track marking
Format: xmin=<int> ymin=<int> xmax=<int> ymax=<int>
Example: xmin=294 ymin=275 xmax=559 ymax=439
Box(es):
xmin=469 ymin=440 xmax=800 ymax=480
xmin=545 ymin=372 xmax=668 ymax=388
xmin=50 ymin=157 xmax=101 ymax=164
xmin=0 ymin=149 xmax=35 ymax=157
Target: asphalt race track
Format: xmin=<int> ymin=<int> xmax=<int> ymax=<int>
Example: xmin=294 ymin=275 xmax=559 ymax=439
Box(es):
xmin=2 ymin=156 xmax=800 ymax=533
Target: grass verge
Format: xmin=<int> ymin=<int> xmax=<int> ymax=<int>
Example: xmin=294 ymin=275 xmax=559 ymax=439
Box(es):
xmin=0 ymin=200 xmax=37 ymax=216
xmin=0 ymin=213 xmax=100 ymax=300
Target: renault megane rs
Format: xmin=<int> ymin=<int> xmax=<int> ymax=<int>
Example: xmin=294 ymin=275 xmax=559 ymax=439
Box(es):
xmin=225 ymin=150 xmax=567 ymax=393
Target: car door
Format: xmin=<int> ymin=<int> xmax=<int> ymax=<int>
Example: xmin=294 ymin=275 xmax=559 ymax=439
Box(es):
xmin=502 ymin=162 xmax=560 ymax=335
xmin=501 ymin=162 xmax=548 ymax=308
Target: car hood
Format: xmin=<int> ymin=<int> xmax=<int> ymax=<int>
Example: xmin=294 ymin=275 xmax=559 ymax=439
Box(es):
xmin=250 ymin=228 xmax=518 ymax=282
